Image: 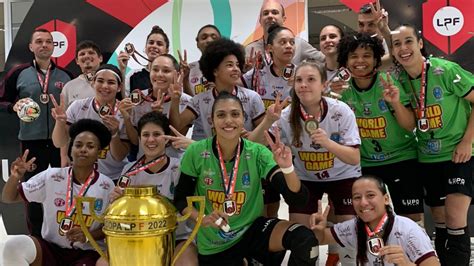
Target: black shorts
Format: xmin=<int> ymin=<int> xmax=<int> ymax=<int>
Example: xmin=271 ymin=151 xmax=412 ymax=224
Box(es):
xmin=363 ymin=159 xmax=424 ymax=214
xmin=198 ymin=217 xmax=284 ymax=265
xmin=288 ymin=178 xmax=357 ymax=215
xmin=420 ymin=158 xmax=474 ymax=206
xmin=36 ymin=237 xmax=100 ymax=266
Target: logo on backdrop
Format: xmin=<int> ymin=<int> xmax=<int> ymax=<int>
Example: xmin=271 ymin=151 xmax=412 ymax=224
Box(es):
xmin=37 ymin=19 xmax=76 ymax=67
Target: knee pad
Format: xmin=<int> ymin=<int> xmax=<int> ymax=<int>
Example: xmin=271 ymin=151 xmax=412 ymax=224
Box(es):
xmin=282 ymin=224 xmax=319 ymax=266
xmin=446 ymin=227 xmax=470 ymax=266
xmin=2 ymin=235 xmax=37 ymax=266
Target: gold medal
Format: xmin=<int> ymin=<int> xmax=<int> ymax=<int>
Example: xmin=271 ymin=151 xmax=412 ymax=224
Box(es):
xmin=304 ymin=119 xmax=319 ymax=135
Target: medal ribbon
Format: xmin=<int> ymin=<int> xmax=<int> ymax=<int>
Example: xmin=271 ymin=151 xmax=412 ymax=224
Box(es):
xmin=365 ymin=213 xmax=388 ymax=238
xmin=65 ymin=167 xmax=96 ymax=218
xmin=124 ymin=154 xmax=166 ymax=177
xmin=93 ymin=98 xmax=119 ymax=115
xmin=213 ymin=87 xmax=237 ymax=98
xmin=216 ymin=138 xmax=241 ymax=199
xmin=407 ymin=60 xmax=428 ymax=120
xmin=34 ymin=61 xmax=52 ymax=95
xmin=300 ymin=100 xmax=324 ymax=122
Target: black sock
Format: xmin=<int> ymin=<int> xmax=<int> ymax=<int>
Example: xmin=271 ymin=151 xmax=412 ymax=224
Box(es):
xmin=434 ymin=225 xmax=447 ymax=266
xmin=446 ymin=226 xmax=470 ymax=266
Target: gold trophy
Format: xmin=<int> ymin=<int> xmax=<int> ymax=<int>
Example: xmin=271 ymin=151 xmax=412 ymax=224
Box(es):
xmin=76 ymin=185 xmax=204 ymax=266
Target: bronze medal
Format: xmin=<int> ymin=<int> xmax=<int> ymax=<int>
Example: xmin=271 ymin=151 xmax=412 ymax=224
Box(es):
xmin=367 ymin=237 xmax=384 ymax=257
xmin=282 ymin=64 xmax=294 ymax=81
xmin=130 ymin=91 xmax=142 ymax=105
xmin=118 ymin=175 xmax=131 ymax=188
xmin=39 ymin=93 xmax=50 ymax=104
xmin=99 ymin=105 xmax=111 ymax=117
xmin=304 ymin=119 xmax=319 ymax=135
xmin=337 ymin=68 xmax=351 ymax=82
xmin=124 ymin=43 xmax=135 ymax=55
xmin=223 ymin=200 xmax=237 ymax=216
xmin=59 ymin=217 xmax=74 ymax=235
xmin=417 ymin=118 xmax=429 ymax=132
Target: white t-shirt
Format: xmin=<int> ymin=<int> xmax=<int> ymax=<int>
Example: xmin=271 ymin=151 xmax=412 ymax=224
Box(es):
xmin=242 ymin=63 xmax=294 ymax=110
xmin=332 ymin=215 xmax=437 ymax=265
xmin=186 ymin=86 xmax=266 ymax=140
xmin=120 ymin=156 xmax=191 ymax=240
xmin=61 ymin=75 xmax=95 ymax=109
xmin=273 ymin=97 xmax=361 ymax=181
xmin=20 ymin=167 xmax=114 ymax=250
xmin=66 ymin=97 xmax=129 ymax=180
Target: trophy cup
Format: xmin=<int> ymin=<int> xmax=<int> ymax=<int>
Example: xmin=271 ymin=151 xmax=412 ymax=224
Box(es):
xmin=76 ymin=185 xmax=204 ymax=266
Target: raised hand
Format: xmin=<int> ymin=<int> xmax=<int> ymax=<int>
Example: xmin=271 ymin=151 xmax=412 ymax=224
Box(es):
xmin=118 ymin=98 xmax=133 ymax=120
xmin=163 ymin=125 xmax=195 ymax=150
xmin=168 ymin=70 xmax=183 ymax=101
xmin=177 ymin=49 xmax=190 ymax=78
xmin=265 ymin=92 xmax=290 ymax=123
xmin=309 ymin=200 xmax=330 ymax=231
xmin=10 ymin=149 xmax=36 ymax=179
xmin=380 ymin=73 xmax=400 ymax=103
xmin=102 ymin=115 xmax=120 ymax=137
xmin=151 ymin=92 xmax=166 ymax=113
xmin=50 ymin=94 xmax=67 ymax=123
xmin=310 ymin=128 xmax=330 ymax=148
xmin=66 ymin=227 xmax=88 ymax=243
xmin=117 ymin=51 xmax=130 ymax=73
xmin=369 ymin=0 xmax=389 ymax=33
xmin=243 ymin=47 xmax=256 ymax=73
xmin=328 ymin=77 xmax=349 ymax=95
xmin=264 ymin=127 xmax=292 ymax=168
xmin=380 ymin=245 xmax=411 ymax=265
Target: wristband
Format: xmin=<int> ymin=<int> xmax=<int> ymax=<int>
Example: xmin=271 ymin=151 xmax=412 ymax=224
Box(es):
xmin=111 ymin=132 xmax=119 ymax=138
xmin=280 ymin=165 xmax=294 ymax=174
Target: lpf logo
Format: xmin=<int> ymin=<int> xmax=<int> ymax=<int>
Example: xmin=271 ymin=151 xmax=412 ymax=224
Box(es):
xmin=37 ymin=19 xmax=76 ymax=67
xmin=432 ymin=6 xmax=464 ymax=36
xmin=423 ymin=0 xmax=472 ymax=54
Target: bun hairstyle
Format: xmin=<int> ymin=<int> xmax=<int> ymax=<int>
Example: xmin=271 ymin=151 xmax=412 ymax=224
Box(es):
xmin=68 ymin=119 xmax=112 ymax=160
xmin=354 ymin=175 xmax=395 ymax=264
xmin=147 ymin=25 xmax=170 ymax=49
xmin=266 ymin=24 xmax=293 ymax=45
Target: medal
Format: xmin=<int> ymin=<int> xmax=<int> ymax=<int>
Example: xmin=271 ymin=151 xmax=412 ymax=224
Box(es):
xmin=118 ymin=175 xmax=131 ymax=188
xmin=59 ymin=217 xmax=74 ymax=234
xmin=417 ymin=118 xmax=429 ymax=132
xmin=130 ymin=90 xmax=143 ymax=105
xmin=99 ymin=105 xmax=111 ymax=117
xmin=282 ymin=64 xmax=294 ymax=81
xmin=124 ymin=42 xmax=152 ymax=67
xmin=223 ymin=199 xmax=237 ymax=216
xmin=85 ymin=72 xmax=94 ymax=81
xmin=304 ymin=119 xmax=319 ymax=135
xmin=367 ymin=237 xmax=384 ymax=257
xmin=337 ymin=67 xmax=351 ymax=82
xmin=39 ymin=93 xmax=49 ymax=104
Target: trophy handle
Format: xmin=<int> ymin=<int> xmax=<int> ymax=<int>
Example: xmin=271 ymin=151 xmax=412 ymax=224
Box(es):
xmin=172 ymin=196 xmax=205 ymax=266
xmin=75 ymin=196 xmax=107 ymax=260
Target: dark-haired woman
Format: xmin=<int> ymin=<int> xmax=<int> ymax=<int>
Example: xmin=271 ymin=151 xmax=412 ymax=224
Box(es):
xmin=337 ymin=33 xmax=424 ymax=224
xmin=118 ymin=25 xmax=170 ymax=98
xmin=52 ymin=64 xmax=130 ymax=181
xmin=2 ymin=119 xmax=115 ymax=266
xmin=310 ymin=176 xmax=439 ymax=266
xmin=391 ymin=24 xmax=474 ymax=266
xmin=174 ymin=92 xmax=318 ymax=265
xmin=169 ymin=38 xmax=265 ymax=140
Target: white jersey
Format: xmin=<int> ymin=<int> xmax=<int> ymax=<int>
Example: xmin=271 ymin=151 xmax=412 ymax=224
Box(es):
xmin=66 ymin=97 xmax=129 ymax=180
xmin=186 ymin=61 xmax=207 ymax=140
xmin=273 ymin=97 xmax=361 ymax=181
xmin=130 ymin=91 xmax=191 ymax=159
xmin=242 ymin=63 xmax=294 ymax=110
xmin=332 ymin=215 xmax=437 ymax=265
xmin=120 ymin=156 xmax=190 ymax=239
xmin=20 ymin=167 xmax=114 ymax=250
xmin=61 ymin=75 xmax=95 ymax=109
xmin=186 ymin=86 xmax=266 ymax=141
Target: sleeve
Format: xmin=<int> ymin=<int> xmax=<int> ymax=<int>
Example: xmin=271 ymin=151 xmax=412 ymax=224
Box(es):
xmin=242 ymin=69 xmax=254 ymax=89
xmin=185 ymin=95 xmax=200 ymax=118
xmin=20 ymin=169 xmax=49 ymax=203
xmin=330 ymin=218 xmax=358 ymax=249
xmin=66 ymin=100 xmax=80 ymax=124
xmin=338 ymin=102 xmax=361 ymax=146
xmin=404 ymin=225 xmax=437 ymax=264
xmin=298 ymin=38 xmax=325 ymax=63
xmin=256 ymin=144 xmax=278 ymax=178
xmin=444 ymin=62 xmax=474 ymax=98
xmin=250 ymin=92 xmax=266 ymax=121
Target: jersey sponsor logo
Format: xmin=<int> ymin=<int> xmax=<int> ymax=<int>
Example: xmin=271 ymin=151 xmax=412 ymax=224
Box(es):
xmin=330 ymin=111 xmax=343 ymax=121
xmin=242 ymin=172 xmax=250 ymax=187
xmin=54 ymin=197 xmax=65 ymax=207
xmin=94 ymin=198 xmax=103 ymax=211
xmin=363 ymin=102 xmax=372 ymax=116
xmin=424 ymin=104 xmax=443 ymax=129
xmin=433 ymin=66 xmax=445 ymax=75
xmin=200 ymin=150 xmax=211 ymax=158
xmin=433 ymin=86 xmax=443 ymax=100
xmin=194 ymin=84 xmax=206 ymax=95
xmin=342 ymin=198 xmax=352 ymax=206
xmin=99 ymin=181 xmax=111 ymax=190
xmin=406 ymin=234 xmax=424 ymax=257
xmin=336 ymin=224 xmax=352 ymax=238
xmin=402 ymin=199 xmax=421 ymax=206
xmin=204 ymin=177 xmax=213 ymax=186
xmin=448 ymin=177 xmax=465 ymax=185
xmin=298 ymin=151 xmax=335 ymax=171
xmin=262 ymin=99 xmax=275 ymax=110
xmin=206 ymin=190 xmax=246 ymax=215
xmin=330 ymin=133 xmax=341 ymax=143
xmin=98 ymin=145 xmax=110 ymax=159
xmin=378 ymin=99 xmax=388 ymax=112
xmin=356 ymin=117 xmax=388 ymax=139
xmin=52 ymin=173 xmax=65 ymax=182
xmin=54 ymin=81 xmax=65 ymax=90
xmin=203 ymin=96 xmax=211 ymax=104
xmin=56 ymin=211 xmax=94 ymax=234
xmin=239 ymin=95 xmax=250 ymax=104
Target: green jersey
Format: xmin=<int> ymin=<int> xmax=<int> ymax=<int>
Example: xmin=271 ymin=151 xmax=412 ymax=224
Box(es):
xmin=398 ymin=57 xmax=474 ymax=162
xmin=180 ymin=137 xmax=277 ymax=255
xmin=341 ymin=72 xmax=417 ymax=167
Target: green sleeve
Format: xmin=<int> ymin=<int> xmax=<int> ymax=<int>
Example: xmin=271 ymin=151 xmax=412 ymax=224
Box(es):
xmin=255 ymin=142 xmax=278 ymax=179
xmin=445 ymin=62 xmax=474 ymax=98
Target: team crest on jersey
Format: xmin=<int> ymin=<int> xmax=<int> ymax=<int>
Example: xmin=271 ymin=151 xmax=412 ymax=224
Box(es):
xmin=99 ymin=181 xmax=110 ymax=190
xmin=259 ymin=88 xmax=267 ymax=96
xmin=200 ymin=150 xmax=211 ymax=158
xmin=240 ymin=95 xmax=250 ymax=104
xmin=425 ymin=139 xmax=441 ymax=154
xmin=191 ymin=77 xmax=199 ymax=83
xmin=330 ymin=133 xmax=341 ymax=143
xmin=94 ymin=199 xmax=103 ymax=211
xmin=242 ymin=172 xmax=250 ymax=187
xmin=433 ymin=87 xmax=443 ymax=100
xmin=363 ymin=102 xmax=372 ymax=116
xmin=54 ymin=197 xmax=65 ymax=207
xmin=51 ymin=173 xmax=65 ymax=182
xmin=432 ymin=66 xmax=444 ymax=75
xmin=331 ymin=111 xmax=342 ymax=121
xmin=55 ymin=81 xmax=64 ymax=89
xmin=202 ymin=96 xmax=211 ymax=104
xmin=204 ymin=177 xmax=213 ymax=186
xmin=378 ymin=99 xmax=388 ymax=112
